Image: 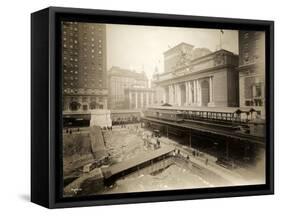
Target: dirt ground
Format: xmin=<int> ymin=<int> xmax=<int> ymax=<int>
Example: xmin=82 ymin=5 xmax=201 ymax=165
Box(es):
xmin=63 ymin=131 xmax=93 ymax=177
xmin=63 ymin=124 xmax=266 ymax=195
xmin=104 ymin=124 xmax=155 ymax=164
xmin=101 ymin=125 xmax=213 ymax=194
xmin=101 ymin=125 xmax=266 ymax=194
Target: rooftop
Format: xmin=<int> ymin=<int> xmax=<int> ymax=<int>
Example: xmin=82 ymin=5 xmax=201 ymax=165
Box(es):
xmin=163 ymin=42 xmax=194 ymax=56
xmin=108 ymin=66 xmax=148 ymax=80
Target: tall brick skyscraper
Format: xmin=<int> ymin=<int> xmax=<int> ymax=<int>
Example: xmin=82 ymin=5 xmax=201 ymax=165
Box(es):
xmin=238 ymin=31 xmax=265 ymax=110
xmin=62 ymin=21 xmax=108 ymax=111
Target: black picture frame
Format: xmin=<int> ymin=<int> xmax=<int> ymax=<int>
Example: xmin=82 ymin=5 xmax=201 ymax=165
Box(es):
xmin=31 ymin=6 xmax=274 ymax=208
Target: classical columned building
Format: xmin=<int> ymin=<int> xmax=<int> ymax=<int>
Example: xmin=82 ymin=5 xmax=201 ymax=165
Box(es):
xmin=124 ymin=87 xmax=155 ymax=109
xmin=153 ymin=48 xmax=239 ymax=108
xmin=108 ymin=66 xmax=148 ymax=109
xmin=164 ymin=77 xmax=214 ymax=107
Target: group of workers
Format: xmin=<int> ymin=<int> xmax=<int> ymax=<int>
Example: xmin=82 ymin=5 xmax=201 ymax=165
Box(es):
xmin=142 ymin=132 xmax=161 ymax=150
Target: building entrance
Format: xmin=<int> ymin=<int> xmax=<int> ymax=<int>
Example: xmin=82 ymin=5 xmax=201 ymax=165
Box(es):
xmin=201 ymin=80 xmax=210 ymax=106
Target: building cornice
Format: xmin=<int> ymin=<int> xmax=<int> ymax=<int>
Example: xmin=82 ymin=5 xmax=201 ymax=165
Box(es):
xmin=154 ymin=64 xmax=237 ymax=86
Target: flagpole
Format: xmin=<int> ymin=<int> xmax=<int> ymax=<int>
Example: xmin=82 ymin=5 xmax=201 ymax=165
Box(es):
xmin=219 ymin=29 xmax=224 ymax=50
xmin=220 ymin=31 xmax=222 ymax=50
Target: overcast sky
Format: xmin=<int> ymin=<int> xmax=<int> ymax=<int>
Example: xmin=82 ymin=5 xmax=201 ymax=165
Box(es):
xmin=106 ymin=24 xmax=238 ymax=79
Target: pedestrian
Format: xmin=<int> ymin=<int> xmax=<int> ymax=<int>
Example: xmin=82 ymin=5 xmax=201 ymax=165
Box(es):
xmin=205 ymin=158 xmax=209 ymax=166
xmin=157 ymin=138 xmax=160 ymax=148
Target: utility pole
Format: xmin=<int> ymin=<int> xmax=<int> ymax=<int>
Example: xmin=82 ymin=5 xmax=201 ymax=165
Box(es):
xmin=226 ymin=139 xmax=229 ymax=160
xmin=189 ymin=130 xmax=192 ymax=149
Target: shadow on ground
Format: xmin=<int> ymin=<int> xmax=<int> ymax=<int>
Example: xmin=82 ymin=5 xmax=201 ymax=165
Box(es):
xmin=19 ymin=194 xmax=30 ymax=202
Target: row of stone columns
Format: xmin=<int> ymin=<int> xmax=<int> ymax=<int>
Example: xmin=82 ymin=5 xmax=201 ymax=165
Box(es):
xmin=165 ymin=77 xmax=213 ymax=107
xmin=209 ymin=76 xmax=213 ymax=104
xmin=129 ymin=91 xmax=154 ymax=109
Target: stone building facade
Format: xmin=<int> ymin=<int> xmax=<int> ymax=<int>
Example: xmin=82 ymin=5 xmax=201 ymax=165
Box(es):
xmin=108 ymin=66 xmax=149 ymax=109
xmin=238 ymin=31 xmax=265 ymax=109
xmin=153 ymin=43 xmax=239 ymax=107
xmin=124 ymin=87 xmax=155 ymax=109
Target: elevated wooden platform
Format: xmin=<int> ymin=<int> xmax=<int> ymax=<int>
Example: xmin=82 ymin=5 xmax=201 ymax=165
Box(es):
xmin=102 ymin=145 xmax=175 ymax=183
xmin=142 ymin=117 xmax=265 ymax=145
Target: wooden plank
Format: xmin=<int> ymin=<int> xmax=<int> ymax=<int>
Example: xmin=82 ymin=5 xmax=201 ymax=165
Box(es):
xmin=102 ymin=145 xmax=175 ymax=178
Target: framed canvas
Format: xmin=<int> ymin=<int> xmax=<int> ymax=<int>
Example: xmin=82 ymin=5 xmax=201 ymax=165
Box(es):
xmin=31 ymin=7 xmax=274 ymax=208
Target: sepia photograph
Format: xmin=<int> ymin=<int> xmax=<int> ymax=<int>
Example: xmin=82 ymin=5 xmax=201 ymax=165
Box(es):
xmin=61 ymin=21 xmax=266 ymax=197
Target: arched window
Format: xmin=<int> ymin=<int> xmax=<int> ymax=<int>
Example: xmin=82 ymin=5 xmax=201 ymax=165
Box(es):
xmin=82 ymin=104 xmax=88 ymax=111
xmin=69 ymin=101 xmax=81 ymax=111
xmin=201 ymin=80 xmax=210 ymax=106
xmin=90 ymin=101 xmax=97 ymax=110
